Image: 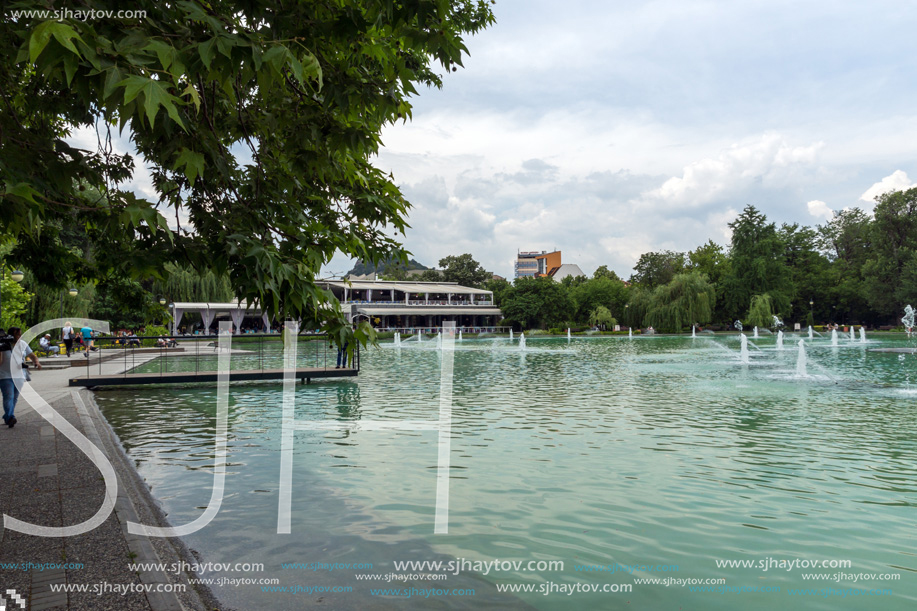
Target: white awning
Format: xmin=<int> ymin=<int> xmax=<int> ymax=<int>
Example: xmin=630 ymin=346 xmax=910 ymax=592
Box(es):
xmin=320 ymin=280 xmax=492 ymax=295
xmin=171 ymin=300 xmax=262 ymax=311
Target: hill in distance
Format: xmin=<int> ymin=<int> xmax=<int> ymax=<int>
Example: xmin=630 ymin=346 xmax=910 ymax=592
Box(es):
xmin=347 ymin=257 xmax=429 ymax=277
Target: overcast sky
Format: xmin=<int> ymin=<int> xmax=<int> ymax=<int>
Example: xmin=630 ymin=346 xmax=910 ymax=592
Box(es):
xmin=324 ymin=0 xmax=917 ymax=279
xmin=72 ymin=1 xmax=917 ymax=280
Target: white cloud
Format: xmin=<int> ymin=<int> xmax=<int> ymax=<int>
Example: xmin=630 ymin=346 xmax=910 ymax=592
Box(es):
xmin=806 ymin=200 xmax=833 ymax=220
xmin=644 ymin=134 xmax=823 ymax=209
xmin=859 ymin=170 xmax=915 ymax=203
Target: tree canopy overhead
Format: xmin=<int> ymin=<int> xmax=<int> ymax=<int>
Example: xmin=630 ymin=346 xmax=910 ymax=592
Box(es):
xmin=0 ymin=0 xmax=495 ymax=342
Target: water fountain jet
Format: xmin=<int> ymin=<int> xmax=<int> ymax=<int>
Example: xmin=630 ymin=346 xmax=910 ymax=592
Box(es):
xmin=796 ymin=340 xmax=807 ymax=376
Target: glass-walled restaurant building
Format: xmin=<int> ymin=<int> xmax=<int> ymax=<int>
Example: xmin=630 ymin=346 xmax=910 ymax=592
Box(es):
xmin=319 ymin=280 xmax=503 ymax=332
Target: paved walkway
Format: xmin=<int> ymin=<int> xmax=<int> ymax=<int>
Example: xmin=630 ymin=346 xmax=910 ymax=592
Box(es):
xmin=0 ymin=357 xmax=214 ymax=610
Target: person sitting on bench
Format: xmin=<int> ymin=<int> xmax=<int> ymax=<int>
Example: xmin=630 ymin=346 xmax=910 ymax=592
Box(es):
xmin=39 ymin=334 xmax=60 ymax=356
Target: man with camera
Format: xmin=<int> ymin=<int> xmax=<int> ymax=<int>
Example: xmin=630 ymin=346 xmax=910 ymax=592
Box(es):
xmin=0 ymin=327 xmax=42 ymax=428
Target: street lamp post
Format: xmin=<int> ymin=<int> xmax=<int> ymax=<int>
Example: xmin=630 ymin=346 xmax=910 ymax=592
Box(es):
xmin=60 ymin=287 xmax=78 ymax=322
xmin=0 ymin=266 xmax=25 ymax=326
xmin=158 ymin=297 xmax=167 ymax=331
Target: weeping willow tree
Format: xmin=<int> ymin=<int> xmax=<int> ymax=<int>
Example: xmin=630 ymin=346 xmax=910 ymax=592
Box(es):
xmin=588 ymin=305 xmax=616 ymax=329
xmin=643 ymin=271 xmax=715 ymax=333
xmin=151 ymin=263 xmax=233 ymax=303
xmin=624 ymin=287 xmax=653 ymax=328
xmin=746 ymin=293 xmax=775 ymax=329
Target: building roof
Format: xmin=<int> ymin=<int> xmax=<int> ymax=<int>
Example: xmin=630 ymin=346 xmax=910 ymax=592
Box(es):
xmin=548 ymin=264 xmax=586 ymax=281
xmin=321 ymin=280 xmax=492 ymax=295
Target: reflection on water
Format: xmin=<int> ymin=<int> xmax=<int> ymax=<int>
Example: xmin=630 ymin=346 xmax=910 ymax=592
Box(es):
xmin=96 ymin=336 xmax=917 ymax=610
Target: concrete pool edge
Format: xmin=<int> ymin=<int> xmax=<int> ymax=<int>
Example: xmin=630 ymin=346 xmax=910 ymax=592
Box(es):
xmin=78 ymin=387 xmax=224 ymax=611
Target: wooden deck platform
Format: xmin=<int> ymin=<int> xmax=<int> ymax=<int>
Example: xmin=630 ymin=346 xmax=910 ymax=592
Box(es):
xmin=68 ymin=367 xmax=358 ymax=387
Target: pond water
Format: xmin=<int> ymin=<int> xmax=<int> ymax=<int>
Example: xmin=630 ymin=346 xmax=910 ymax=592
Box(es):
xmin=95 ymin=334 xmax=917 ymax=610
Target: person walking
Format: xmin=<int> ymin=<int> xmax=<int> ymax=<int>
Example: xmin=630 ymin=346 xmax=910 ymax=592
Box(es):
xmin=80 ymin=324 xmax=94 ymax=357
xmin=0 ymin=327 xmax=42 ymax=428
xmin=62 ymin=321 xmax=75 ymax=356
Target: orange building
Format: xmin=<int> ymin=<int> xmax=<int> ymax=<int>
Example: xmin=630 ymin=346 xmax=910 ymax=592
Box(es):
xmin=536 ymin=250 xmax=562 ymax=277
xmin=515 ymin=250 xmax=563 ymax=278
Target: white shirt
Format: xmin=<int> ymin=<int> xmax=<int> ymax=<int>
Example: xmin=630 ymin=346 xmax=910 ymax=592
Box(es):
xmin=40 ymin=337 xmax=52 ymax=350
xmin=0 ymin=340 xmax=33 ymax=380
xmin=62 ymin=325 xmax=74 ymax=339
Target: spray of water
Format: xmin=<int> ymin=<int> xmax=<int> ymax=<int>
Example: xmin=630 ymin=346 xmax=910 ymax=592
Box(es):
xmin=796 ymin=340 xmax=807 ymax=376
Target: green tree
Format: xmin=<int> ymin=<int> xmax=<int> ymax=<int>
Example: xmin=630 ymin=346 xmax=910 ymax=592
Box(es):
xmin=0 ymin=270 xmax=33 ymax=329
xmin=151 ymin=263 xmax=233 ymax=303
xmin=379 ymin=266 xmax=409 ymax=281
xmin=417 ymin=269 xmax=444 ymax=282
xmin=593 ymin=265 xmax=621 ymax=281
xmin=484 ymin=277 xmax=512 ymax=306
xmin=861 ymin=188 xmax=917 ymax=318
xmin=623 ymin=287 xmax=652 ymax=329
xmin=588 ymin=305 xmax=616 ymax=329
xmin=629 ymin=250 xmax=686 ymax=289
xmin=643 ymin=271 xmax=715 ymax=333
xmin=561 ymin=274 xmax=589 ymax=289
xmin=778 ymin=223 xmax=833 ymax=325
xmin=686 ymin=240 xmax=731 ymax=322
xmin=818 ymin=208 xmax=873 ymax=323
xmin=746 ymin=293 xmax=775 ymax=329
xmin=500 ymin=277 xmax=574 ymax=330
xmin=0 ymin=1 xmax=495 ymax=349
xmin=439 ymin=253 xmax=489 ymax=287
xmin=570 ymin=276 xmax=628 ymax=325
xmin=721 ymin=206 xmax=791 ymax=321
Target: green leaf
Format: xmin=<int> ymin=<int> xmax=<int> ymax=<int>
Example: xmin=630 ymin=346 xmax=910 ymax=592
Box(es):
xmin=64 ymin=53 xmax=79 ymax=86
xmin=119 ymin=75 xmax=181 ymax=129
xmin=263 ymin=45 xmax=286 ymax=74
xmin=300 ymin=51 xmax=323 ymax=85
xmin=182 ymin=83 xmax=201 ymax=113
xmin=216 ymin=36 xmax=234 ymax=59
xmin=29 ymin=21 xmax=55 ymax=63
xmin=251 ymin=45 xmax=263 ymax=71
xmin=288 ymin=52 xmax=303 ymax=82
xmin=144 ymin=40 xmax=174 ymax=71
xmin=199 ymin=39 xmax=216 ymax=69
xmin=49 ymin=22 xmax=84 ymax=58
xmin=103 ymin=66 xmax=124 ymax=100
xmin=173 ymin=148 xmax=205 ymax=185
xmin=4 ymin=182 xmax=42 ymax=204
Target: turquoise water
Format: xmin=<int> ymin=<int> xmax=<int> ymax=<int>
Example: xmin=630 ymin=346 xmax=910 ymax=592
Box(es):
xmin=95 ymin=334 xmax=917 ymax=610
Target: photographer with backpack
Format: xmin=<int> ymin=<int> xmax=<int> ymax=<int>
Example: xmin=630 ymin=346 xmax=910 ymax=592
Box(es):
xmin=0 ymin=327 xmax=42 ymax=428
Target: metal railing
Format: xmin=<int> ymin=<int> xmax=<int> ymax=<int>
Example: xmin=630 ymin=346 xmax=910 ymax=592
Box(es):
xmin=78 ymin=333 xmax=360 ymax=381
xmin=378 ymin=326 xmax=510 ymax=334
xmin=344 ymin=300 xmax=494 ymax=307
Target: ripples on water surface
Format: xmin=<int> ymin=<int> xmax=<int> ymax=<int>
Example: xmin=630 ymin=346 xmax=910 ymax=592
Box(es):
xmin=95 ymin=335 xmax=917 ymax=610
